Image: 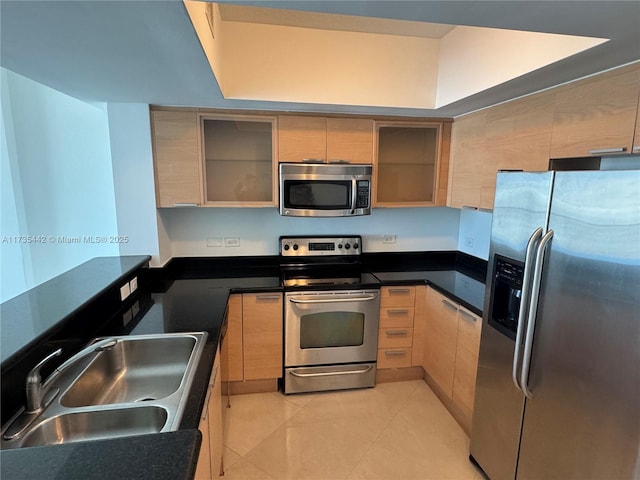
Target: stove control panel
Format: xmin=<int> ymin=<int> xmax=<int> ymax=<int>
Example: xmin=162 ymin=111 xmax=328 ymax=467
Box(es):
xmin=280 ymin=236 xmax=361 ymax=257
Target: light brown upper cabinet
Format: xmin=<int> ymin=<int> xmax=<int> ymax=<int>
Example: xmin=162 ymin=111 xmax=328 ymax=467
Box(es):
xmin=449 ymin=92 xmax=554 ymax=210
xmin=278 ymin=115 xmax=374 ymax=164
xmin=151 ymin=109 xmax=203 ymax=207
xmin=201 ymin=114 xmax=277 ymax=206
xmin=549 ymin=63 xmax=640 ymax=159
xmin=375 ymin=122 xmax=450 ymax=207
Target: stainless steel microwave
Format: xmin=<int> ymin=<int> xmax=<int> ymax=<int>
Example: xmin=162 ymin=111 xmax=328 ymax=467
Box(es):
xmin=279 ymin=163 xmax=372 ymax=217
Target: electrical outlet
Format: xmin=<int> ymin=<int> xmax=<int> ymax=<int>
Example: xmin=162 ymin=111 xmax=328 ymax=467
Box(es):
xmin=207 ymin=237 xmax=223 ymax=247
xmin=225 ymin=237 xmax=241 ymax=247
xmin=129 ymin=276 xmax=138 ymax=293
xmin=464 ymin=236 xmax=475 ymax=249
xmin=119 ymin=283 xmax=130 ymax=301
xmin=383 ymin=235 xmax=396 ymax=244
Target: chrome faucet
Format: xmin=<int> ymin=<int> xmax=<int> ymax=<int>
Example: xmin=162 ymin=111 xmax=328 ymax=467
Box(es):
xmin=25 ymin=348 xmax=62 ymax=413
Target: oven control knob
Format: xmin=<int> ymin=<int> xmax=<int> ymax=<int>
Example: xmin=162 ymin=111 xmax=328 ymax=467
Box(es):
xmin=284 ymin=244 xmax=290 ymax=251
xmin=345 ymin=243 xmax=351 ymax=250
xmin=353 ymin=243 xmax=359 ymax=250
xmin=293 ymin=244 xmax=299 ymax=251
xmin=338 ymin=244 xmax=343 ymax=249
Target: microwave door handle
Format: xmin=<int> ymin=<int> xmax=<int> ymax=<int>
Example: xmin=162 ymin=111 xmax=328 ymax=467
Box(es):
xmin=351 ymin=177 xmax=357 ymax=212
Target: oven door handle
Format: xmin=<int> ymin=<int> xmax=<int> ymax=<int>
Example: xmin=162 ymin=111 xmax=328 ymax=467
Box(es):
xmin=289 ymin=365 xmax=373 ymax=378
xmin=289 ymin=295 xmax=378 ymax=304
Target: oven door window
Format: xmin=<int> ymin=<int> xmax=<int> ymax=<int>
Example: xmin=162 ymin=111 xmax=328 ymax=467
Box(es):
xmin=284 ymin=181 xmax=351 ymax=210
xmin=299 ymin=311 xmax=365 ymax=348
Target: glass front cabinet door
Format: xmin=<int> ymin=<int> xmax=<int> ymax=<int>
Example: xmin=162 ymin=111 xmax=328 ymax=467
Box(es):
xmin=201 ymin=115 xmax=277 ymax=206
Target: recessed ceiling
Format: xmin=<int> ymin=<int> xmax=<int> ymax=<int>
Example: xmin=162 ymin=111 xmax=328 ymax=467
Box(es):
xmin=187 ymin=2 xmax=608 ymax=109
xmin=217 ymin=4 xmax=457 ymax=38
xmin=1 ymin=1 xmax=638 ymax=118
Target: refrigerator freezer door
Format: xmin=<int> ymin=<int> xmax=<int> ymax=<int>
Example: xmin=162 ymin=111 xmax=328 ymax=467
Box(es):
xmin=517 ymin=171 xmax=640 ymax=479
xmin=470 ymin=172 xmax=553 ymax=480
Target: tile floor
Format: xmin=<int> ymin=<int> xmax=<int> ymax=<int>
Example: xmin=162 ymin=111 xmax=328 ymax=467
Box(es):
xmin=221 ymin=380 xmax=484 ymax=480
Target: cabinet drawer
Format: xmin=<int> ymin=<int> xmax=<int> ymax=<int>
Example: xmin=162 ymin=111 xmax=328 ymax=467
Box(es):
xmin=377 ymin=348 xmax=412 ymax=368
xmin=379 ymin=307 xmax=415 ymax=328
xmin=378 ymin=328 xmax=413 ymax=348
xmin=381 ymin=287 xmax=416 ymax=307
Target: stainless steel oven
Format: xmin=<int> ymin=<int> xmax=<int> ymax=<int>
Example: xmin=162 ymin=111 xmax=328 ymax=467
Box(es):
xmin=280 ymin=236 xmax=381 ymax=394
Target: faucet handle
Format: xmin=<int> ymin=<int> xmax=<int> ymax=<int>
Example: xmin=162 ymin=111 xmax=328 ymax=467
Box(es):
xmin=27 ymin=348 xmax=63 ymax=383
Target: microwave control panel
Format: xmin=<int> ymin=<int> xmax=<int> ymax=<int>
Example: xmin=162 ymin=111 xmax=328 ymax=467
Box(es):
xmin=355 ymin=181 xmax=370 ymax=208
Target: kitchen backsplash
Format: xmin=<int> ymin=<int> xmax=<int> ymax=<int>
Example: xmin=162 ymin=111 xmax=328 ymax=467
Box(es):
xmin=156 ymin=206 xmax=478 ymax=264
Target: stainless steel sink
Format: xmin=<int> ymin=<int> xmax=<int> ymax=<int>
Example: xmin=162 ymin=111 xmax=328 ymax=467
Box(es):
xmin=1 ymin=332 xmax=208 ymax=449
xmin=61 ymin=335 xmax=198 ymax=407
xmin=21 ymin=406 xmax=168 ymax=448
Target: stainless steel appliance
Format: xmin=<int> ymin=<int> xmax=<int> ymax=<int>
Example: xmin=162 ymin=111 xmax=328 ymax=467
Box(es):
xmin=470 ymin=170 xmax=640 ymax=480
xmin=280 ymin=236 xmax=380 ymax=394
xmin=279 ymin=163 xmax=372 ymax=217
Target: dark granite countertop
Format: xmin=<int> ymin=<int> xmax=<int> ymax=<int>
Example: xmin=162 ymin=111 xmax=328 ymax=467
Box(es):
xmin=0 ymin=430 xmax=201 ymax=480
xmin=371 ymin=270 xmax=486 ymax=316
xmin=1 ymin=255 xmax=151 ymax=366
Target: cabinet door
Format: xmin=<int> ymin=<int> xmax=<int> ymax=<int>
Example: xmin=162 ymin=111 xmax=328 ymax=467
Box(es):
xmin=375 ymin=123 xmax=442 ymax=207
xmin=326 ymin=118 xmax=374 ymax=164
xmin=278 ymin=116 xmax=327 ymax=162
xmin=452 ymin=307 xmax=482 ymax=422
xmin=243 ymin=293 xmax=283 ymax=380
xmin=194 ymin=391 xmax=211 ymax=480
xmin=423 ymin=288 xmax=459 ymax=397
xmin=449 ymin=111 xmax=487 ymax=209
xmin=550 ymin=64 xmax=640 ymax=158
xmin=480 ymin=91 xmax=555 ymax=209
xmin=151 ymin=109 xmax=202 ymax=207
xmin=208 ymin=348 xmax=223 ymax=478
xmin=201 ymin=115 xmax=276 ymax=206
xmin=222 ymin=295 xmax=243 ymax=382
xmin=411 ymin=286 xmax=428 ymax=367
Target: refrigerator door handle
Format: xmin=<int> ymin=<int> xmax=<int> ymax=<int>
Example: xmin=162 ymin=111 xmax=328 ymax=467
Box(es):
xmin=521 ymin=230 xmax=554 ymax=398
xmin=512 ymin=227 xmax=543 ymax=392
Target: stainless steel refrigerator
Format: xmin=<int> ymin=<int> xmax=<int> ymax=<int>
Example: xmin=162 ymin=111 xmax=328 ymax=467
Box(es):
xmin=470 ymin=170 xmax=640 ymax=480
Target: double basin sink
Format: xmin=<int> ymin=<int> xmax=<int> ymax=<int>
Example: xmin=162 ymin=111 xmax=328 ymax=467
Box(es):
xmin=1 ymin=332 xmax=207 ymax=449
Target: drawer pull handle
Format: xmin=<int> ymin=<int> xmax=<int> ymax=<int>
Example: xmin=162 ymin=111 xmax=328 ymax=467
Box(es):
xmin=459 ymin=310 xmax=478 ymax=322
xmin=388 ymin=288 xmax=411 ymax=294
xmin=588 ymin=147 xmax=626 ymax=155
xmin=384 ymin=350 xmax=407 ymax=357
xmin=256 ymin=294 xmax=281 ymax=300
xmin=441 ymin=299 xmax=459 ymax=311
xmin=172 ymin=203 xmax=199 ymax=207
xmin=387 ymin=309 xmax=409 ymax=315
xmin=386 ymin=330 xmax=408 ymax=336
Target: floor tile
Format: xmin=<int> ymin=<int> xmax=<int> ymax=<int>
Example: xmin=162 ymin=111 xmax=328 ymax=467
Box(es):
xmin=222 ymin=458 xmax=276 ymax=480
xmin=222 ymin=380 xmax=480 ymax=480
xmin=224 ymin=391 xmax=302 ymax=456
xmin=246 ymin=421 xmax=371 ymax=480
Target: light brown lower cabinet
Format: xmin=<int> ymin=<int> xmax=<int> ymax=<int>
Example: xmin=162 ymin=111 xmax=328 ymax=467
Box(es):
xmin=422 ymin=286 xmax=482 ymax=431
xmin=451 ymin=306 xmax=481 ymax=422
xmin=222 ymin=293 xmax=283 ymax=383
xmin=194 ymin=345 xmax=223 ymax=479
xmin=377 ymin=286 xmax=416 ymax=369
